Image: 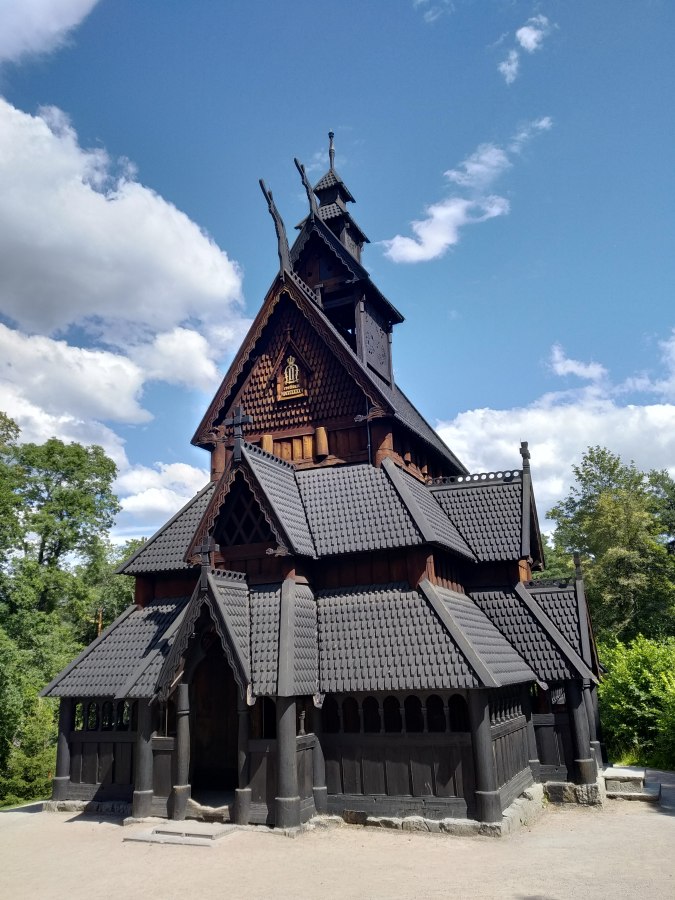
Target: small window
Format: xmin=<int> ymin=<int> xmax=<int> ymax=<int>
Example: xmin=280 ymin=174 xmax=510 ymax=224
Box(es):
xmin=426 ymin=695 xmax=446 ymax=733
xmin=116 ymin=700 xmax=131 ymax=731
xmin=404 ymin=696 xmax=424 ymax=733
xmin=362 ymin=697 xmax=381 ymax=733
xmin=383 ymin=696 xmax=402 ymax=733
xmin=321 ymin=696 xmax=340 ymax=734
xmin=448 ymin=695 xmax=469 ymax=732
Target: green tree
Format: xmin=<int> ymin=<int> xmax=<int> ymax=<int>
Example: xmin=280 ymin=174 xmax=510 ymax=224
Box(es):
xmin=0 ymin=412 xmax=22 ymax=563
xmin=548 ymin=446 xmax=675 ymax=640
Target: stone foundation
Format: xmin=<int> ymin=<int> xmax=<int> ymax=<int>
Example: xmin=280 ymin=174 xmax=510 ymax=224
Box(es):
xmin=544 ymin=778 xmax=605 ymax=807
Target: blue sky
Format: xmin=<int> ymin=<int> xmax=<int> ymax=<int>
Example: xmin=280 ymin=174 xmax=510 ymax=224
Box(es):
xmin=1 ymin=0 xmax=674 ymax=539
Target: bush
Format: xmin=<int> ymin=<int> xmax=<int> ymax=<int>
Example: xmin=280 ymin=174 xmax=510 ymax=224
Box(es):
xmin=598 ymin=636 xmax=675 ymax=768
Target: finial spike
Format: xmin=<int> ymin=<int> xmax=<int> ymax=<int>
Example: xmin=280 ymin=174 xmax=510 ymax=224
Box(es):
xmin=573 ymin=551 xmax=583 ymax=580
xmin=294 ymin=157 xmax=319 ymax=218
xmin=519 ymin=441 xmax=531 ymax=471
xmin=259 ymin=179 xmax=291 ymax=273
xmin=328 ymin=131 xmax=335 ymax=170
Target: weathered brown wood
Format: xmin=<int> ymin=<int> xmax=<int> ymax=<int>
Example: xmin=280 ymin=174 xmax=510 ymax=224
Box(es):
xmin=518 ymin=558 xmax=532 ymax=581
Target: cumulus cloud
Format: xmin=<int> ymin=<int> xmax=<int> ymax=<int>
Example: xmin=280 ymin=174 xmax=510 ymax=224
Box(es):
xmin=0 ymin=0 xmax=100 ymax=64
xmin=498 ymin=15 xmax=553 ymax=85
xmin=114 ymin=462 xmax=210 ymax=539
xmin=382 ymin=118 xmax=551 ymax=263
xmin=0 ymin=100 xmax=243 ymax=343
xmin=550 ymin=344 xmax=608 ymax=381
xmin=0 ymin=324 xmax=149 ymax=424
xmin=437 ymin=337 xmax=675 ymax=529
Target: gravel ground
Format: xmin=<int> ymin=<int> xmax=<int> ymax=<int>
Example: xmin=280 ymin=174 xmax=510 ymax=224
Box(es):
xmin=1 ymin=792 xmax=674 ymax=900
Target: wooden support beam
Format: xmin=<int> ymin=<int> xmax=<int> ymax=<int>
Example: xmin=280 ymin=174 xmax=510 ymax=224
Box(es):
xmin=132 ymin=700 xmax=154 ymax=819
xmin=171 ymin=683 xmax=191 ymax=820
xmin=565 ymin=679 xmax=597 ymax=785
xmin=275 ymin=697 xmax=300 ymax=828
xmin=468 ymin=690 xmax=502 ymax=823
xmin=52 ymin=698 xmax=72 ymax=801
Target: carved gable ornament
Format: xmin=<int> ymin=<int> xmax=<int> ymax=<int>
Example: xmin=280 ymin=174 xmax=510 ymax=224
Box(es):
xmin=270 ymin=336 xmax=311 ymax=403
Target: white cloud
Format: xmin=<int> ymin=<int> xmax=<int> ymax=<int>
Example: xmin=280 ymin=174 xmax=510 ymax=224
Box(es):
xmin=382 ymin=119 xmax=551 ymax=263
xmin=0 ymin=380 xmax=128 ymax=467
xmin=437 ymin=337 xmax=675 ymax=529
xmin=0 ymin=324 xmax=149 ymax=424
xmin=498 ymin=50 xmax=520 ymax=85
xmin=516 ymin=15 xmax=551 ymax=53
xmin=0 ymin=0 xmax=100 ymax=64
xmin=114 ymin=462 xmax=209 ymax=539
xmin=0 ymin=99 xmax=243 ymax=344
xmin=127 ymin=328 xmax=220 ymax=392
xmin=550 ymin=344 xmax=608 ymax=381
xmin=498 ymin=15 xmax=553 ymax=84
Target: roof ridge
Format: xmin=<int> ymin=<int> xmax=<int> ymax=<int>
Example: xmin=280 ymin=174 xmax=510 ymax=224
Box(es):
xmin=430 ymin=469 xmax=522 ymax=489
xmin=241 ymin=439 xmax=295 ymax=470
xmin=210 ymin=568 xmax=248 ymax=582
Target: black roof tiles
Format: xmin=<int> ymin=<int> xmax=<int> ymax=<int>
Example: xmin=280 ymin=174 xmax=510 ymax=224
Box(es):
xmin=431 ymin=476 xmax=523 ymax=562
xmin=241 ymin=443 xmax=316 ymax=557
xmin=250 ymin=583 xmax=281 ymax=695
xmin=42 ymin=596 xmax=190 ymax=699
xmin=471 ymin=587 xmax=575 ymax=683
xmin=117 ymin=482 xmax=215 ymax=574
xmin=296 ymin=464 xmax=422 ymax=556
xmin=526 ymin=582 xmax=582 ymax=656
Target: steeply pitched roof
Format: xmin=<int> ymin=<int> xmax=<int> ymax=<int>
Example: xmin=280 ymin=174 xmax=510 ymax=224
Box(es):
xmin=382 ymin=459 xmax=475 ymax=559
xmin=117 ymin=482 xmax=214 ymax=575
xmin=41 ymin=596 xmax=190 ymax=699
xmin=240 ymin=443 xmax=315 ymax=557
xmin=155 ymin=569 xmax=252 ymax=702
xmin=525 ymin=580 xmax=582 ymax=656
xmin=430 ymin=473 xmax=523 ymax=562
xmin=313 ymin=167 xmax=355 ymax=200
xmin=471 ymin=583 xmax=596 ymax=684
xmin=296 ymin=463 xmax=422 ymax=556
xmin=317 ymin=582 xmax=536 ymax=695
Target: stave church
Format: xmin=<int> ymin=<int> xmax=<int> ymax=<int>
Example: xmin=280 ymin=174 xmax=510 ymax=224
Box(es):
xmin=43 ymin=135 xmax=602 ymax=829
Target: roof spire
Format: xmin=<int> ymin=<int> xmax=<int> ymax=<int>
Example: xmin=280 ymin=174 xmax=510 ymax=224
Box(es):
xmin=328 ymin=130 xmax=335 ymax=170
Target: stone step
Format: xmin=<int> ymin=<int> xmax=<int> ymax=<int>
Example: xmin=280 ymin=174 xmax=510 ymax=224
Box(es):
xmin=603 ymin=766 xmax=645 ymax=792
xmin=123 ymin=821 xmax=237 ymax=846
xmin=606 ymin=783 xmax=661 ymax=803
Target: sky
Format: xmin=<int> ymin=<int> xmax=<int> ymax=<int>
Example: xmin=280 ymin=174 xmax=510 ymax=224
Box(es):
xmin=1 ymin=0 xmax=674 ymax=541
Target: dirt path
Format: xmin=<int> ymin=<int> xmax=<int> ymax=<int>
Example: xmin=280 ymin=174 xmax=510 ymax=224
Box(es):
xmin=1 ymin=799 xmax=673 ymax=899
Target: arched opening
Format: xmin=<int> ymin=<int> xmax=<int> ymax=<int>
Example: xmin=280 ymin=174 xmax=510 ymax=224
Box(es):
xmin=321 ymin=695 xmax=340 ymax=734
xmin=404 ymin=695 xmax=424 ymax=732
xmin=426 ymin=694 xmax=446 ymax=732
xmin=190 ymin=642 xmax=238 ymax=791
xmin=362 ymin=697 xmax=381 ymax=733
xmin=342 ymin=697 xmax=360 ymax=733
xmin=383 ymin=696 xmax=402 ymax=733
xmin=448 ymin=694 xmax=469 ymax=732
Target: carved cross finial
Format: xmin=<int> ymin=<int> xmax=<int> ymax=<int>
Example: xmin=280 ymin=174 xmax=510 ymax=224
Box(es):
xmin=224 ymin=405 xmax=253 ymax=462
xmin=294 ymin=157 xmax=319 ymax=219
xmin=259 ymin=179 xmax=291 ymax=273
xmin=328 ymin=131 xmax=335 ymax=170
xmin=198 ymin=537 xmax=213 ymax=568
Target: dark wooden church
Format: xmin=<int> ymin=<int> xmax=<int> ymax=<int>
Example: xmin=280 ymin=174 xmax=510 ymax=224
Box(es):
xmin=43 ymin=135 xmax=602 ymax=828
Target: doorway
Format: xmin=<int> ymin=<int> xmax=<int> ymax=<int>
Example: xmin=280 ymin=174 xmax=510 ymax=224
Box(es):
xmin=190 ymin=643 xmax=238 ymax=791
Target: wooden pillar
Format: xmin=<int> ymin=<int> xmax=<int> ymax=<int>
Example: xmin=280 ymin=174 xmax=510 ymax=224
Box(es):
xmin=52 ymin=698 xmax=72 ymax=801
xmin=372 ymin=422 xmax=394 ymax=468
xmin=261 ymin=434 xmax=274 ymax=454
xmin=171 ymin=684 xmax=191 ymax=820
xmin=315 ymin=427 xmax=329 ymax=459
xmin=132 ymin=700 xmax=154 ymax=818
xmin=520 ymin=685 xmax=541 ymax=782
xmin=565 ymin=679 xmax=596 ymax=785
xmin=312 ymin=705 xmax=327 ymax=814
xmin=211 ymin=442 xmax=226 ymax=481
xmin=275 ymin=696 xmax=300 ymax=828
xmin=582 ymin=680 xmax=603 ymax=770
xmin=468 ymin=690 xmax=502 ymax=823
xmin=233 ymin=693 xmax=252 ymax=824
